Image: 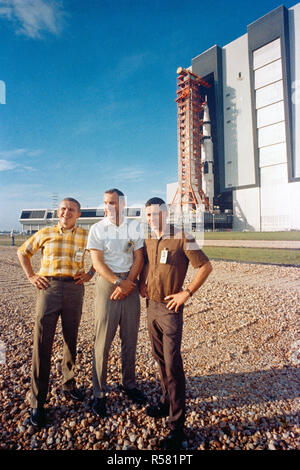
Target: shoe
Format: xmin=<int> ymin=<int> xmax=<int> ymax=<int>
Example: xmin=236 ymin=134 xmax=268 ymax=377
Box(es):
xmin=63 ymin=388 xmax=85 ymax=401
xmin=160 ymin=429 xmax=186 ymax=451
xmin=92 ymin=397 xmax=107 ymax=417
xmin=123 ymin=387 xmax=147 ymax=405
xmin=146 ymin=401 xmax=169 ymax=418
xmin=30 ymin=407 xmax=46 ymax=427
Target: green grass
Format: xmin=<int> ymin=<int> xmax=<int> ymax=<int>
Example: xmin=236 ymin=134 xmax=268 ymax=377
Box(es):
xmin=1 ymin=234 xmax=299 ymax=266
xmin=203 ymin=231 xmax=300 ymax=241
xmin=202 ymin=246 xmax=300 ymax=266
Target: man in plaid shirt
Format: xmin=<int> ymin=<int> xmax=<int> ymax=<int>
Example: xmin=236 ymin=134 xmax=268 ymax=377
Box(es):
xmin=17 ymin=197 xmax=95 ymax=427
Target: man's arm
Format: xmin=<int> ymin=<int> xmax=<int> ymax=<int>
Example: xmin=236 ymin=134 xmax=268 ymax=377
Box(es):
xmin=89 ymin=249 xmax=136 ymax=299
xmin=17 ymin=251 xmax=50 ymax=290
xmin=127 ymin=248 xmax=144 ymax=282
xmin=110 ymin=248 xmax=144 ymax=300
xmin=139 ymin=262 xmax=149 ymax=298
xmin=165 ymin=260 xmax=212 ymax=312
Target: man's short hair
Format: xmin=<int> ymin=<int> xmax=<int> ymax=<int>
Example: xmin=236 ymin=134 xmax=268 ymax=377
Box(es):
xmin=145 ymin=197 xmax=167 ymax=210
xmin=61 ymin=197 xmax=81 ymax=211
xmin=104 ymin=188 xmax=124 ymax=198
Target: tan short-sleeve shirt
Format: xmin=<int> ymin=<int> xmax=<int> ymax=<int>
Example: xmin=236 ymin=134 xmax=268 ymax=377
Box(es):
xmin=144 ymin=226 xmax=209 ymax=303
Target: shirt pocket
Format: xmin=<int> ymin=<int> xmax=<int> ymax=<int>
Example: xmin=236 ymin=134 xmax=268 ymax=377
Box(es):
xmin=104 ymin=239 xmax=124 ymax=254
xmin=159 ymin=248 xmax=178 ymax=266
xmin=167 ymin=249 xmax=178 ymax=266
xmin=43 ymin=238 xmax=59 ymax=258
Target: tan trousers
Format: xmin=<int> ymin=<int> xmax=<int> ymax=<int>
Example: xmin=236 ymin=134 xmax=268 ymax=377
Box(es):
xmin=31 ymin=279 xmax=84 ymax=407
xmin=93 ymin=275 xmax=140 ymax=398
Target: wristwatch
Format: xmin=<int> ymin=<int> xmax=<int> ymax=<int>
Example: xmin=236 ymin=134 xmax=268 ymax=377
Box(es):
xmin=114 ymin=277 xmax=122 ymax=286
xmin=185 ymin=288 xmax=193 ymax=297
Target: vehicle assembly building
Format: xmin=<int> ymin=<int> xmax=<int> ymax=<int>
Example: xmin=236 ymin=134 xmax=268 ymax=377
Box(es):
xmin=167 ymin=3 xmax=300 ymax=231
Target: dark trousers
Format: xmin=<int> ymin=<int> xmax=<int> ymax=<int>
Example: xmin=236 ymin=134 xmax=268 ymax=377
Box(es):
xmin=30 ymin=279 xmax=84 ymax=407
xmin=147 ymin=300 xmax=185 ymax=430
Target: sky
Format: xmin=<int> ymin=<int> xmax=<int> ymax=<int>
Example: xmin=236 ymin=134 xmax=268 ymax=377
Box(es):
xmin=0 ymin=0 xmax=297 ymax=230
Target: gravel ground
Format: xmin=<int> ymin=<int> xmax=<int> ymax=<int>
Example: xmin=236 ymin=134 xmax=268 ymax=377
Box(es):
xmin=0 ymin=246 xmax=299 ymax=451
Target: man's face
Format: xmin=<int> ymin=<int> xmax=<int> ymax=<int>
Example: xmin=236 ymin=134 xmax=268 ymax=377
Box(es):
xmin=146 ymin=205 xmax=167 ymax=232
xmin=104 ymin=192 xmax=125 ymax=222
xmin=57 ymin=200 xmax=81 ymax=230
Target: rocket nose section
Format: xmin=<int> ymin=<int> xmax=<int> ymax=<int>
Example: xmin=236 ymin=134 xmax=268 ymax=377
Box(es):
xmin=203 ymin=100 xmax=210 ymax=123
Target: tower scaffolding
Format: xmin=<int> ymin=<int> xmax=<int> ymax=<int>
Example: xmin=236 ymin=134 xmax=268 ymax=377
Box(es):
xmin=171 ymin=67 xmax=212 ymax=216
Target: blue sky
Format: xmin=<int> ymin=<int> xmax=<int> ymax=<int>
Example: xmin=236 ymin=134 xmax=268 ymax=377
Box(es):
xmin=0 ymin=0 xmax=297 ymax=230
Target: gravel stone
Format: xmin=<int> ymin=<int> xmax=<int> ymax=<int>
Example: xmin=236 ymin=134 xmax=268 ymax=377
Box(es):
xmin=0 ymin=247 xmax=299 ymax=450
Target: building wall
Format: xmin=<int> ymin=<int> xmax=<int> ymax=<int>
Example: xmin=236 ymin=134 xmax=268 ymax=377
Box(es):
xmin=233 ymin=4 xmax=300 ymax=230
xmin=289 ymin=3 xmax=300 ymax=177
xmin=222 ymin=34 xmax=256 ymax=189
xmin=260 ymin=163 xmax=300 ymax=230
xmin=253 ymin=37 xmax=290 ymax=231
xmin=233 ymin=187 xmax=260 ymax=231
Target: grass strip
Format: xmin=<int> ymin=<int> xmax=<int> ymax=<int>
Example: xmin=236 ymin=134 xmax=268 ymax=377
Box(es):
xmin=203 ymin=231 xmax=300 ymax=241
xmin=202 ymin=246 xmax=300 ymax=266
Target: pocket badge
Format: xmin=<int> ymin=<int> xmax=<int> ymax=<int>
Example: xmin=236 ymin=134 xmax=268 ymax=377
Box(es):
xmin=124 ymin=240 xmax=135 ymax=254
xmin=74 ymin=250 xmax=84 ymax=262
xmin=160 ymin=248 xmax=168 ymax=264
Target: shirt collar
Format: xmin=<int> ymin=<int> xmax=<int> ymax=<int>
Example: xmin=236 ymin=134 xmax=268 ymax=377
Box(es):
xmin=149 ymin=224 xmax=176 ymax=240
xmin=104 ymin=216 xmax=127 ymax=229
xmin=57 ymin=223 xmax=77 ymax=234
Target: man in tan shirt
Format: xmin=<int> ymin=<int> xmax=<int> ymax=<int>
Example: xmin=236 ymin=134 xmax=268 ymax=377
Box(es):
xmin=139 ymin=197 xmax=212 ymax=450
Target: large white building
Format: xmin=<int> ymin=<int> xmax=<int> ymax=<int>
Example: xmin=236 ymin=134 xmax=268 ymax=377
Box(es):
xmin=19 ymin=207 xmax=141 ymax=233
xmin=168 ymin=3 xmax=300 ymax=231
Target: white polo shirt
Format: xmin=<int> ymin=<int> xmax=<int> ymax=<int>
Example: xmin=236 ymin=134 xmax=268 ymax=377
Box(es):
xmin=87 ymin=217 xmax=144 ymax=273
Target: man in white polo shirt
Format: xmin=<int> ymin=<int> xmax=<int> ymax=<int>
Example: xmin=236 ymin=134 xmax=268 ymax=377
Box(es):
xmin=87 ymin=188 xmax=145 ymax=417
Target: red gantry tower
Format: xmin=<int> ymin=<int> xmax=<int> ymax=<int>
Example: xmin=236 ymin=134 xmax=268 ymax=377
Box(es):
xmin=171 ymin=67 xmax=212 ymax=216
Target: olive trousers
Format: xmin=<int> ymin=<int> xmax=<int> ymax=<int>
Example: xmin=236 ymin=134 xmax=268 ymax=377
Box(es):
xmin=30 ymin=279 xmax=84 ymax=408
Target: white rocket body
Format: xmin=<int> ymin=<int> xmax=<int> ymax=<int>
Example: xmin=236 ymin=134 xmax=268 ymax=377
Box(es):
xmin=202 ymin=99 xmax=214 ymax=207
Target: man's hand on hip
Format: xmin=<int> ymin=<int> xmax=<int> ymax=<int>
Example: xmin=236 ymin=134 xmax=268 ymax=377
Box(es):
xmin=164 ymin=291 xmax=190 ymax=312
xmin=28 ymin=274 xmax=50 ymax=290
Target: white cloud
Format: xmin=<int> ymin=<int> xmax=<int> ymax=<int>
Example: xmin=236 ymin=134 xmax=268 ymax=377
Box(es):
xmin=27 ymin=149 xmax=44 ymax=157
xmin=0 ymin=0 xmax=65 ymax=39
xmin=111 ymin=166 xmax=146 ymax=182
xmin=0 ymin=148 xmax=42 ymax=171
xmin=0 ymin=148 xmax=26 ymax=158
xmin=0 ymin=159 xmax=17 ymax=171
xmin=115 ymin=52 xmax=152 ymax=81
xmin=0 ymin=159 xmax=36 ymax=172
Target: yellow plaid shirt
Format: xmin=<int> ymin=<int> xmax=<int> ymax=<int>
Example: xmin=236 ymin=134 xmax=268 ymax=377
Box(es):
xmin=18 ymin=224 xmax=89 ymax=277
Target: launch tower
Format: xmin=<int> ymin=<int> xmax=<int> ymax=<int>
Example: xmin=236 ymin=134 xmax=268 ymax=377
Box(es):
xmin=171 ymin=67 xmax=213 ymax=217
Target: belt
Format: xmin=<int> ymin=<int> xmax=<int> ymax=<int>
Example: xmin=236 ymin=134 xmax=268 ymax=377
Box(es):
xmin=47 ymin=276 xmax=74 ymax=282
xmin=114 ymin=271 xmax=130 ymax=280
